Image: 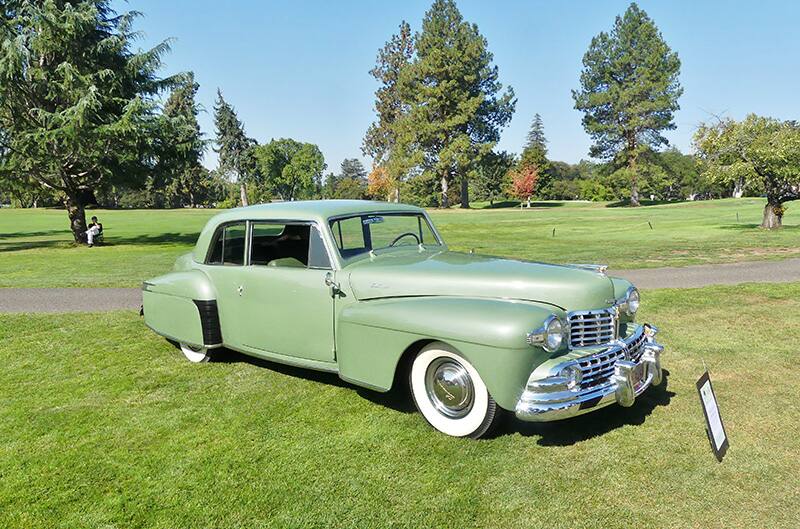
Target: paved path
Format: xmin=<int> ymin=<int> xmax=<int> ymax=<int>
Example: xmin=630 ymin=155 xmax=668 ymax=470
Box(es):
xmin=614 ymin=258 xmax=800 ymax=289
xmin=0 ymin=288 xmax=142 ymax=314
xmin=1 ymin=258 xmax=799 ymax=313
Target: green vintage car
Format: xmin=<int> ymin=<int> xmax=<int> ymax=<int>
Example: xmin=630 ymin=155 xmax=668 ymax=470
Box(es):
xmin=142 ymin=200 xmax=664 ymax=438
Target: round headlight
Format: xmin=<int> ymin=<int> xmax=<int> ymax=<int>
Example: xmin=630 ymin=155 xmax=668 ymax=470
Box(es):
xmin=544 ymin=316 xmax=565 ymax=352
xmin=558 ymin=364 xmax=583 ymax=390
xmin=626 ymin=287 xmax=640 ymax=316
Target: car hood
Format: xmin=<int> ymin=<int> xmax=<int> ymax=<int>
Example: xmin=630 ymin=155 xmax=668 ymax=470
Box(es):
xmin=345 ymin=249 xmax=617 ymax=312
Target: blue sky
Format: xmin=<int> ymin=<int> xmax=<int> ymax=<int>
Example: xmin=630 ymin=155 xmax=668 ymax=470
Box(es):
xmin=121 ymin=0 xmax=800 ymax=173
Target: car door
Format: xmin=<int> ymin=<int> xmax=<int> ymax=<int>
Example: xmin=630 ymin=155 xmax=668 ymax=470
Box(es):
xmin=237 ymin=221 xmax=336 ymax=363
xmin=198 ymin=221 xmax=249 ymax=349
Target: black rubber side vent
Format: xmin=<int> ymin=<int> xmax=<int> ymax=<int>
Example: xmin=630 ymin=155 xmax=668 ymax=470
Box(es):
xmin=193 ymin=300 xmax=222 ymax=346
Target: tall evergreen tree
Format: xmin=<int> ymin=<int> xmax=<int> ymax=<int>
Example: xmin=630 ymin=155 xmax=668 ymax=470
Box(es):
xmin=525 ymin=113 xmax=547 ymax=152
xmin=157 ymin=72 xmax=207 ymax=207
xmin=339 ymin=158 xmax=368 ymax=183
xmin=396 ymin=0 xmax=515 ymax=208
xmin=0 ymin=0 xmax=174 ymax=241
xmin=572 ymin=2 xmax=682 ymax=206
xmin=518 ymin=113 xmax=551 ymax=196
xmin=322 ymin=158 xmax=368 ymax=200
xmin=363 ymin=21 xmax=414 ymax=175
xmin=213 ymin=90 xmax=255 ymax=206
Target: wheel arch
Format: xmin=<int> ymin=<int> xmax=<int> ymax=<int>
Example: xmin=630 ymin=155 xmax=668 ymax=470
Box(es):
xmin=336 ymin=296 xmax=555 ymax=411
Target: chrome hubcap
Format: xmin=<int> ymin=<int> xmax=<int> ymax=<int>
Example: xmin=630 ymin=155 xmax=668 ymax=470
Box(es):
xmin=425 ymin=358 xmax=474 ymax=418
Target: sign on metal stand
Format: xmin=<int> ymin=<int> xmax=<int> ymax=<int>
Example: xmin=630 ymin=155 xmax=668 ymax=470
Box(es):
xmin=696 ymin=371 xmax=728 ymax=462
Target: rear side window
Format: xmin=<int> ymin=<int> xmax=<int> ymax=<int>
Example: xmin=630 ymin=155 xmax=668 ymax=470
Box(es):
xmin=207 ymin=223 xmax=246 ymax=265
xmin=249 ymin=222 xmax=332 ymax=269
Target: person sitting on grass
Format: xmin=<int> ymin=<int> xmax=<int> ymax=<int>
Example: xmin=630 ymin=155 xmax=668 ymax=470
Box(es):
xmin=85 ymin=216 xmax=103 ymax=247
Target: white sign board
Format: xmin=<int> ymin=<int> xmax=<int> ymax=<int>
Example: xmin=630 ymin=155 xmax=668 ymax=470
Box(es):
xmin=696 ymin=371 xmax=728 ymax=462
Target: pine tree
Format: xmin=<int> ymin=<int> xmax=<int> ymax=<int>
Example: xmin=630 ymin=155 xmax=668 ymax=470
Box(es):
xmin=525 ymin=114 xmax=547 ymax=152
xmin=339 ymin=158 xmax=368 ymax=183
xmin=572 ymin=3 xmax=682 ymax=206
xmin=159 ymin=72 xmax=207 ymax=207
xmin=0 ymin=0 xmax=174 ymax=241
xmin=363 ymin=21 xmax=413 ymax=201
xmin=517 ymin=114 xmax=551 ymax=198
xmin=395 ymin=0 xmax=515 ymax=208
xmin=213 ymin=90 xmax=255 ymax=206
xmin=363 ymin=22 xmax=414 ymax=167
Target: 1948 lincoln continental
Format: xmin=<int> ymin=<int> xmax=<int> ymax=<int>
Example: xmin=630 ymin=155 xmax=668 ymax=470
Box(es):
xmin=143 ymin=200 xmax=664 ymax=438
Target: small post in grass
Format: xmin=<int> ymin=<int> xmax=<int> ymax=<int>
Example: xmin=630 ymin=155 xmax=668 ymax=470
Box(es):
xmin=552 ymin=227 xmax=556 ymax=237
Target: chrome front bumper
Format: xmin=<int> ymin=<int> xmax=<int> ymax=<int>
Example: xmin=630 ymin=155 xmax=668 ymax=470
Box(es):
xmin=515 ymin=325 xmax=664 ymax=422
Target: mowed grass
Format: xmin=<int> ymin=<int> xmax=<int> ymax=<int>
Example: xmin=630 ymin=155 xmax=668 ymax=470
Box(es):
xmin=0 ymin=198 xmax=798 ymax=288
xmin=1 ymin=283 xmax=799 ymax=529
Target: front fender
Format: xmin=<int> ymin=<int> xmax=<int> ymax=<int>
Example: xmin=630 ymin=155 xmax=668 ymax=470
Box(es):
xmin=336 ymin=296 xmax=562 ymax=411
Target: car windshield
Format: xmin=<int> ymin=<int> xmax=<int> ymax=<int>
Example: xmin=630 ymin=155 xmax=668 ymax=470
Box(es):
xmin=329 ymin=212 xmax=441 ymax=259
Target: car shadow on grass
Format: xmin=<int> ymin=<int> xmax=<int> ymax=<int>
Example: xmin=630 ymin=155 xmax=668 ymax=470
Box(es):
xmin=211 ymin=348 xmax=417 ymax=413
xmin=496 ymin=369 xmax=675 ymax=445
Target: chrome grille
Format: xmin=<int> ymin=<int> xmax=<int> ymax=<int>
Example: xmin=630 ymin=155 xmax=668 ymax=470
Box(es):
xmin=567 ymin=308 xmax=617 ymax=348
xmin=576 ymin=329 xmax=647 ymax=390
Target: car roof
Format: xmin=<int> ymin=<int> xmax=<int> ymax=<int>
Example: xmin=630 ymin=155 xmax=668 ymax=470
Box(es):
xmin=191 ymin=200 xmax=427 ymax=264
xmin=210 ymin=199 xmax=423 ymax=224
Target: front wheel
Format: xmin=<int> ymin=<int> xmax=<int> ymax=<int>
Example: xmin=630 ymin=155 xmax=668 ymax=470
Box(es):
xmin=409 ymin=342 xmax=500 ymax=438
xmin=179 ymin=342 xmax=211 ymax=363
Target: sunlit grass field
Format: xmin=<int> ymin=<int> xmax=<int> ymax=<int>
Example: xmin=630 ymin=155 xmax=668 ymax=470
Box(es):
xmin=0 ymin=198 xmax=798 ymax=288
xmin=1 ymin=282 xmax=798 ymax=528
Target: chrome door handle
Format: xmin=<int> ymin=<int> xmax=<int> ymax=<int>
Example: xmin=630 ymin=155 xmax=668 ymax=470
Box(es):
xmin=324 ymin=272 xmax=341 ymax=296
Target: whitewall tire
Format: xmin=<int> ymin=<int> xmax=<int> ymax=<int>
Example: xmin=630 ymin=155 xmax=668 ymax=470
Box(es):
xmin=409 ymin=342 xmax=499 ymax=438
xmin=179 ymin=343 xmax=211 ymax=363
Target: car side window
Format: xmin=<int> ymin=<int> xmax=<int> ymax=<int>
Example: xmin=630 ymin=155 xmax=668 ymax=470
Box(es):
xmin=308 ymin=225 xmax=332 ymax=269
xmin=207 ymin=223 xmax=246 ymax=265
xmin=330 ymin=216 xmax=367 ymax=258
xmin=249 ymin=222 xmax=331 ymax=269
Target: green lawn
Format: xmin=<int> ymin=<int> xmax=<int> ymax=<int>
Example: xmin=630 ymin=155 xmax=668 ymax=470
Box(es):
xmin=0 ymin=198 xmax=798 ymax=288
xmin=1 ymin=282 xmax=798 ymax=528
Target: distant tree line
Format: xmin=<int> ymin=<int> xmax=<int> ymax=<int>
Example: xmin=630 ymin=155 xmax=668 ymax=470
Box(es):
xmin=1 ymin=0 xmax=797 ymax=237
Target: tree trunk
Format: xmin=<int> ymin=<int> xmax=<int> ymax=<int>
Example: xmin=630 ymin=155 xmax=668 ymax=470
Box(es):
xmin=240 ymin=182 xmax=249 ymax=206
xmin=440 ymin=173 xmax=449 ymax=208
xmin=629 ymin=152 xmax=640 ymax=207
xmin=65 ymin=195 xmax=88 ymax=244
xmin=761 ymin=200 xmax=783 ymax=229
xmin=460 ymin=175 xmax=469 ymax=209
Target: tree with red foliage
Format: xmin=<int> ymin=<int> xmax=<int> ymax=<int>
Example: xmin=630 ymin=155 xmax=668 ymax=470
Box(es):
xmin=509 ymin=165 xmax=539 ymax=208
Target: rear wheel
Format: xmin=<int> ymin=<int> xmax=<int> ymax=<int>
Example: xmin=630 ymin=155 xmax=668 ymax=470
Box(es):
xmin=179 ymin=342 xmax=211 ymax=363
xmin=409 ymin=342 xmax=500 ymax=438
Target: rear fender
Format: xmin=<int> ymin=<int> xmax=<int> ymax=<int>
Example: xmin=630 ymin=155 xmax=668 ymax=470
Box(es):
xmin=142 ymin=270 xmax=220 ymax=348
